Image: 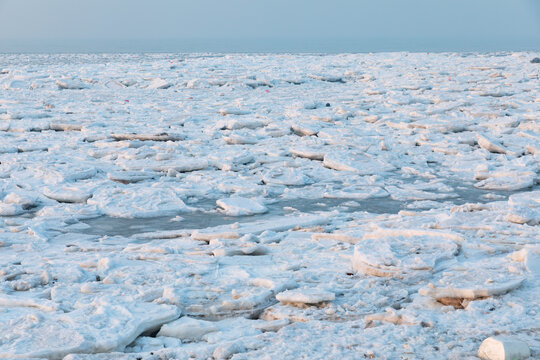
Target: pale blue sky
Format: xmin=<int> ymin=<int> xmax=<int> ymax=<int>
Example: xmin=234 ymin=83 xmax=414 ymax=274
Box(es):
xmin=1 ymin=0 xmax=539 ymax=52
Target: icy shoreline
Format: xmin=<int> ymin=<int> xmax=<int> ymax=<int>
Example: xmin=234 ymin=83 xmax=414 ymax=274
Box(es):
xmin=0 ymin=52 xmax=539 ymax=359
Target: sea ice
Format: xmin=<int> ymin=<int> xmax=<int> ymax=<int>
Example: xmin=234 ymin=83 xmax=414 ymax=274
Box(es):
xmin=0 ymin=52 xmax=538 ymax=359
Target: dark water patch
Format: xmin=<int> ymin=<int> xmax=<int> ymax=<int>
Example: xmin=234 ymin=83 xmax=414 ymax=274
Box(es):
xmin=82 ymin=211 xmax=250 ymax=237
xmin=80 ymin=184 xmax=538 ymax=238
xmin=80 ymin=196 xmax=403 ymax=237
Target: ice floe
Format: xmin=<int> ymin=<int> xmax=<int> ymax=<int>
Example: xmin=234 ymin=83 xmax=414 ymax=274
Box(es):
xmin=216 ymin=197 xmax=268 ymax=216
xmin=353 ymin=229 xmax=461 ymax=279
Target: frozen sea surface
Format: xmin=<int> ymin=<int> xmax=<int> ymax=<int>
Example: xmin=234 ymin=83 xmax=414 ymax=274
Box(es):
xmin=0 ymin=52 xmax=539 ymax=359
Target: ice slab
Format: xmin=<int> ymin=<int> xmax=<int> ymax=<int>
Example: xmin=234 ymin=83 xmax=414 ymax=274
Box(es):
xmin=419 ymin=257 xmax=525 ymax=307
xmin=56 ymin=79 xmax=88 ymax=90
xmin=353 ymin=229 xmax=461 ymax=279
xmin=157 ymin=316 xmax=218 ymax=341
xmin=323 ymin=152 xmax=395 ymax=174
xmin=217 ymin=197 xmax=268 ymax=216
xmin=0 ymin=301 xmax=179 ymax=359
xmin=276 ymin=288 xmax=335 ymax=305
xmin=87 ymin=185 xmax=191 ymax=218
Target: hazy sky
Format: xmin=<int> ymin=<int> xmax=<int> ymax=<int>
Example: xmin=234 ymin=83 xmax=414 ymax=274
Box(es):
xmin=1 ymin=0 xmax=539 ymax=52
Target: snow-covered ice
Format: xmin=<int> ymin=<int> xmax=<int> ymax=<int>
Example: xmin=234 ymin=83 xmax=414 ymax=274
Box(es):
xmin=0 ymin=52 xmax=539 ymax=359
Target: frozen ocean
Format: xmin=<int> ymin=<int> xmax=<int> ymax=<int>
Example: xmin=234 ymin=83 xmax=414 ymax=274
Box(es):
xmin=0 ymin=52 xmax=539 ymax=359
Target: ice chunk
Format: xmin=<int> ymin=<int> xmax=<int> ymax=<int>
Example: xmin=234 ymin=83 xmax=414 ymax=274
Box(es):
xmin=110 ymin=133 xmax=183 ymax=141
xmin=510 ymin=246 xmax=540 ymax=276
xmin=475 ymin=171 xmax=535 ymax=191
xmin=107 ymin=171 xmax=157 ymax=184
xmin=525 ymin=250 xmax=540 ymax=276
xmin=87 ymin=185 xmax=191 ymax=218
xmin=49 ymin=122 xmax=82 ymax=131
xmin=219 ymin=108 xmax=251 ymax=116
xmin=213 ymin=341 xmax=246 ymax=360
xmin=507 ymin=190 xmax=540 ymax=225
xmin=253 ymin=318 xmax=290 ymax=332
xmin=262 ymin=168 xmax=311 ymax=186
xmin=147 ymin=78 xmax=172 ymax=89
xmin=144 ymin=159 xmax=208 ymax=173
xmin=0 ymin=301 xmax=179 ymax=359
xmin=212 ymin=243 xmax=269 ymax=256
xmin=420 ymin=278 xmax=524 ymax=306
xmin=216 ymin=197 xmax=268 ymax=216
xmin=290 ymin=147 xmax=325 ymax=161
xmin=43 ymin=186 xmax=93 ymax=203
xmin=323 ymin=152 xmax=395 ymax=174
xmin=477 ymin=133 xmax=510 ymax=154
xmin=157 ymin=316 xmax=218 ymax=341
xmin=308 ymin=74 xmax=345 ymax=83
xmin=0 ymin=202 xmax=25 ymax=216
xmin=56 ymin=79 xmax=88 ymax=90
xmin=216 ymin=118 xmax=266 ymax=130
xmin=5 ymin=79 xmax=27 ymax=89
xmin=353 ymin=229 xmax=461 ymax=279
xmin=0 ymin=294 xmax=58 ymax=312
xmin=478 ymin=336 xmax=530 ymax=360
xmin=323 ymin=186 xmax=388 ymax=200
xmin=0 ymin=191 xmax=38 ymax=215
xmin=223 ymin=133 xmax=258 ymax=145
xmin=419 ymin=257 xmax=525 ymax=308
xmin=291 ymin=123 xmax=320 ymax=136
xmin=276 ymin=288 xmax=335 ymax=305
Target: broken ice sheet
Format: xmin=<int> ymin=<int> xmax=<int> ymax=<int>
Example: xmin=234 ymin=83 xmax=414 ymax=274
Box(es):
xmin=1 ymin=52 xmax=539 ymax=359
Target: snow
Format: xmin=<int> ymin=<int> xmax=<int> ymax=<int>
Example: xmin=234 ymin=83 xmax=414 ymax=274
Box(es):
xmin=0 ymin=52 xmax=539 ymax=359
